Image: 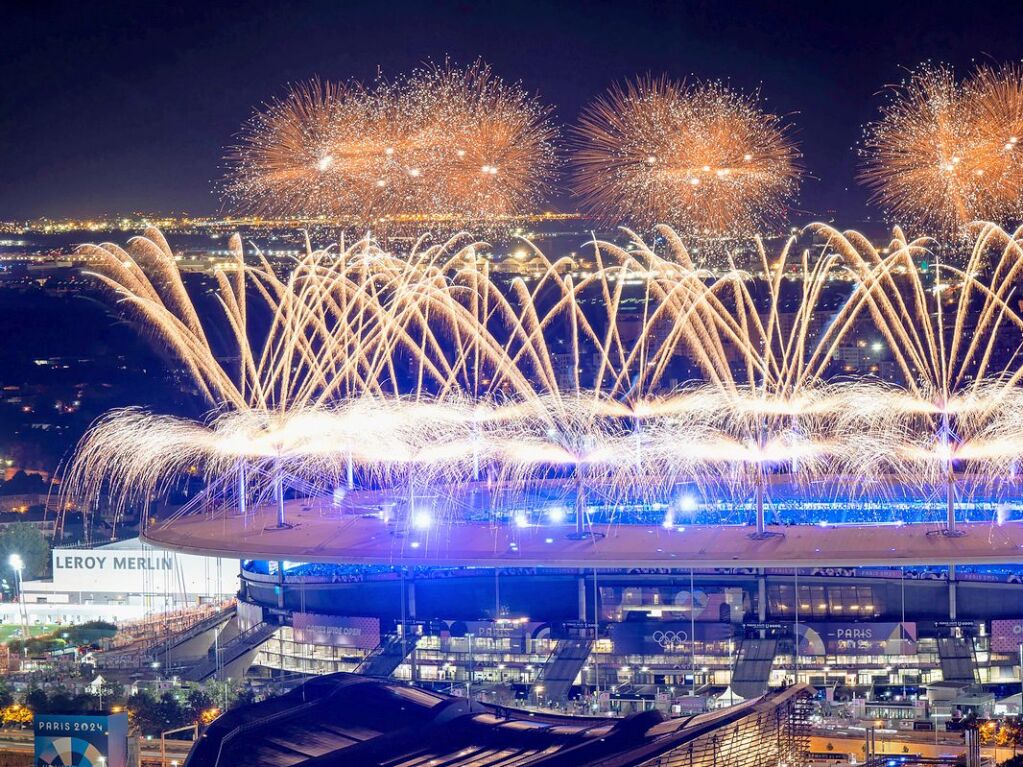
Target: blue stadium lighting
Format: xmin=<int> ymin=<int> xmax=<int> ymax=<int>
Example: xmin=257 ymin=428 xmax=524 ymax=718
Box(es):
xmin=412 ymin=509 xmax=433 ymax=529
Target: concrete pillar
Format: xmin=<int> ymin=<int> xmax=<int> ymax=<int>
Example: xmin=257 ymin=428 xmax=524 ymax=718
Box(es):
xmin=276 ymin=561 xmax=285 ymax=610
xmin=578 ymin=574 xmax=587 ymax=622
xmin=949 ymin=564 xmax=957 ymax=620
xmin=758 ymin=573 xmax=767 ymax=622
xmin=574 ymin=464 xmax=586 ymax=536
xmin=274 ymin=456 xmax=287 ymax=528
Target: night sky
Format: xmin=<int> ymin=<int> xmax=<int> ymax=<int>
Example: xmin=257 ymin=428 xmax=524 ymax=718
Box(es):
xmin=4 ymin=0 xmax=1023 ymax=224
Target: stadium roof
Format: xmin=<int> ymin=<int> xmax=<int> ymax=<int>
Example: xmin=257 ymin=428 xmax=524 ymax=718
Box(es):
xmin=146 ymin=496 xmax=1023 ymax=568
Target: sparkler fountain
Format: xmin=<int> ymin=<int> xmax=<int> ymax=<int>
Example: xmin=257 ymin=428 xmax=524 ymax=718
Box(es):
xmin=61 ymin=222 xmax=1023 ymax=550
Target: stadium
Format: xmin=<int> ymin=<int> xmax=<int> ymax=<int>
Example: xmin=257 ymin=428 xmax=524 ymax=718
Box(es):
xmin=68 ymin=221 xmax=1023 ymax=721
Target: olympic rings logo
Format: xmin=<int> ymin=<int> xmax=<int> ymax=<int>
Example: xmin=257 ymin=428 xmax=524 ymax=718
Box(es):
xmin=651 ymin=630 xmax=689 ymax=647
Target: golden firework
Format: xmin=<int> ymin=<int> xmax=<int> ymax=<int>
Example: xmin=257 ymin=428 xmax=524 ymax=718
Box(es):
xmin=400 ymin=61 xmax=558 ymax=222
xmin=63 ymin=223 xmax=1023 ymax=540
xmin=222 ymin=78 xmax=411 ymax=222
xmin=860 ymin=63 xmax=1023 ymax=234
xmin=571 ymin=76 xmax=802 ymax=237
xmin=221 ymin=63 xmax=557 ymax=228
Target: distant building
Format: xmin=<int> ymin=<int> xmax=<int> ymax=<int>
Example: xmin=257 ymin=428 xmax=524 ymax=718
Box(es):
xmin=9 ymin=537 xmax=238 ymax=625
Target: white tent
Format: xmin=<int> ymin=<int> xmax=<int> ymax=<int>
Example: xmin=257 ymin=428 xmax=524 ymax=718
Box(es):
xmin=711 ymin=687 xmax=746 ymax=709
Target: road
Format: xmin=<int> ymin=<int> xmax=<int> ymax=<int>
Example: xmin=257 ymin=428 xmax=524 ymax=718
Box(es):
xmin=809 ymin=728 xmax=1018 ymax=764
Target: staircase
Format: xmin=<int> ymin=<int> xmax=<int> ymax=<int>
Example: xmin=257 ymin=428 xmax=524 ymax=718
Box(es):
xmin=147 ymin=607 xmax=236 ymax=664
xmin=355 ymin=634 xmax=415 ymax=678
xmin=535 ymin=638 xmax=593 ymax=704
xmin=936 ymin=635 xmax=979 ymax=685
xmin=181 ymin=621 xmax=279 ymax=682
xmin=730 ymin=638 xmax=778 ymax=698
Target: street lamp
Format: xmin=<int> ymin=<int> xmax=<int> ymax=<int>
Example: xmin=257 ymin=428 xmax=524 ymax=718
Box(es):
xmin=9 ymin=553 xmax=23 ymax=604
xmin=8 ymin=554 xmax=28 ymax=645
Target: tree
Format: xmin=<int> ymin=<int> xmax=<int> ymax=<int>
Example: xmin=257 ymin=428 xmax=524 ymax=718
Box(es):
xmin=0 ymin=703 xmax=31 ymax=727
xmin=233 ymin=687 xmax=256 ymax=709
xmin=155 ymin=691 xmax=185 ymax=731
xmin=0 ymin=522 xmax=50 ymax=580
xmin=24 ymin=689 xmax=47 ymax=714
xmin=127 ymin=691 xmax=189 ymax=737
xmin=46 ymin=690 xmax=76 ymax=714
xmin=997 ymin=717 xmax=1023 ymax=751
xmin=185 ymin=689 xmax=214 ymax=723
xmin=0 ymin=471 xmax=47 ymax=497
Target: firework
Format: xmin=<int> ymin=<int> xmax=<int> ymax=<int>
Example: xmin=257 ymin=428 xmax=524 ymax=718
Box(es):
xmin=571 ymin=77 xmax=802 ymax=237
xmin=860 ymin=64 xmax=1023 ymax=234
xmin=222 ymin=63 xmax=557 ymax=227
xmin=64 ymin=224 xmax=1023 ymax=537
xmin=222 ymin=78 xmax=414 ymax=222
xmin=399 ymin=61 xmax=558 ymax=223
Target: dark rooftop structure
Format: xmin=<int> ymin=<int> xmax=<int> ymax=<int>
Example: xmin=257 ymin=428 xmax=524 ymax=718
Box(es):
xmin=184 ymin=674 xmax=811 ymax=767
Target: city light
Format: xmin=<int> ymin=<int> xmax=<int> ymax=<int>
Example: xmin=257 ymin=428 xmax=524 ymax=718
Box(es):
xmin=547 ymin=506 xmax=566 ymax=523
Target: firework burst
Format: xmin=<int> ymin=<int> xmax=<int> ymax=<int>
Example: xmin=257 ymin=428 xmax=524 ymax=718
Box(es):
xmin=222 ymin=78 xmax=412 ymax=222
xmin=571 ymin=76 xmax=802 ymax=237
xmin=400 ymin=61 xmax=558 ymax=222
xmin=222 ymin=63 xmax=557 ymax=228
xmin=860 ymin=63 xmax=1023 ymax=234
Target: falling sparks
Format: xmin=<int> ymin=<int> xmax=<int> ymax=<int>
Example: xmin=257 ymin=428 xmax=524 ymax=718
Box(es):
xmin=64 ymin=223 xmax=1023 ymax=531
xmin=571 ymin=77 xmax=803 ymax=238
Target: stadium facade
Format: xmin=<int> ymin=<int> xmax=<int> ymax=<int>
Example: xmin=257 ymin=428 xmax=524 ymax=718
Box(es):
xmin=228 ymin=557 xmax=1023 ymax=714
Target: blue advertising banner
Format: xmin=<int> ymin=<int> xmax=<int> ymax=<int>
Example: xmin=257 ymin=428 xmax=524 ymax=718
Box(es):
xmin=608 ymin=621 xmax=733 ymax=655
xmin=796 ymin=622 xmax=917 ymax=656
xmin=34 ymin=713 xmax=128 ymax=767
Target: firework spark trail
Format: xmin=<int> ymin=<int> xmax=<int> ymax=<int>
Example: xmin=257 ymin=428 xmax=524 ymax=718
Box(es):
xmin=815 ymin=222 xmax=1023 ymax=524
xmin=572 ymin=77 xmax=802 ymax=240
xmin=64 ymin=223 xmax=1023 ymax=533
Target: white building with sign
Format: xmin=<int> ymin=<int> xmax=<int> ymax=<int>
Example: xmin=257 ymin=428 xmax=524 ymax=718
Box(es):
xmin=5 ymin=538 xmax=238 ymax=624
